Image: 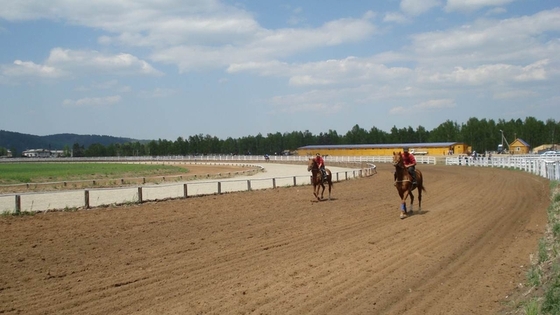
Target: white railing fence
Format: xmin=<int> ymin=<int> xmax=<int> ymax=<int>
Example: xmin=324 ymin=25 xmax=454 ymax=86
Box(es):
xmin=444 ymin=155 xmax=560 ymax=181
xmin=0 ymin=157 xmax=378 ymax=213
xmin=0 ymin=154 xmax=436 ymax=164
xmin=3 ymin=153 xmax=557 ymax=214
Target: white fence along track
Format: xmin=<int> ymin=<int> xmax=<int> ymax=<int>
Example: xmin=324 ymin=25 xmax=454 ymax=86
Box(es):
xmin=2 ymin=154 xmax=557 ymax=214
xmin=444 ymin=155 xmax=560 ymax=181
xmin=0 ymin=156 xmax=377 ymax=213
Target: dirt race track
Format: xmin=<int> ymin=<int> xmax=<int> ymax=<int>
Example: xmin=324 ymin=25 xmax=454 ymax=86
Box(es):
xmin=0 ymin=163 xmax=551 ymax=315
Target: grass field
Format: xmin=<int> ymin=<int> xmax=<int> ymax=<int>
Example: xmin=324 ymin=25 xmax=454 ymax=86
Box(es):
xmin=0 ymin=163 xmax=190 ymax=184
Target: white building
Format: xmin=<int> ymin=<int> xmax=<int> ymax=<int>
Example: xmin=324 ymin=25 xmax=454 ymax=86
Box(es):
xmin=21 ymin=149 xmax=65 ymax=158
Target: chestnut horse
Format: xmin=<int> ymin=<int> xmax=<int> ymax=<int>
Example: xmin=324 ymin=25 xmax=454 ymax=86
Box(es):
xmin=307 ymin=158 xmax=333 ymax=201
xmin=392 ymin=151 xmax=426 ymax=219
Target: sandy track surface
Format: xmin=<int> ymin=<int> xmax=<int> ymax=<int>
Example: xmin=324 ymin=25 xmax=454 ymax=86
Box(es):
xmin=0 ymin=163 xmax=550 ymax=314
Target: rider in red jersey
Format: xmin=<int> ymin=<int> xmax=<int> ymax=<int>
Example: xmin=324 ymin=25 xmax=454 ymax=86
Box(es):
xmin=314 ymin=153 xmax=327 ymax=179
xmin=402 ymin=147 xmax=417 ymax=185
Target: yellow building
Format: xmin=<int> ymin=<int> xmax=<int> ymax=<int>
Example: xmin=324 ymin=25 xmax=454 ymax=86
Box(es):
xmin=297 ymin=142 xmax=469 ymax=157
xmin=509 ymin=138 xmax=530 ymax=155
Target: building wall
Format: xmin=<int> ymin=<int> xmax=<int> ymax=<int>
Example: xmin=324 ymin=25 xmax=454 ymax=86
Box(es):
xmin=510 ymin=139 xmax=530 ymax=155
xmin=298 ymin=143 xmax=470 ymax=156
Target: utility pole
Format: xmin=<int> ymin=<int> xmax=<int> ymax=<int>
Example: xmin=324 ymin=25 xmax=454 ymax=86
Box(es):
xmin=500 ymin=130 xmax=504 ymax=148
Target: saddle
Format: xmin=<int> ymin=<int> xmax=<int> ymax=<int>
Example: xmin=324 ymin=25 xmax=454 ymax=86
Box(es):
xmin=319 ymin=170 xmax=328 ymax=182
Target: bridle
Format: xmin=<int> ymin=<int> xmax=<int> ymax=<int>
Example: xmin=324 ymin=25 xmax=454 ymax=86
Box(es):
xmin=393 ymin=153 xmax=406 ymax=169
xmin=308 ymin=159 xmax=319 ymax=172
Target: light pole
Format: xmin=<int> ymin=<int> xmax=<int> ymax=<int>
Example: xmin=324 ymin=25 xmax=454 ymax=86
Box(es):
xmin=500 ymin=130 xmax=504 ymax=147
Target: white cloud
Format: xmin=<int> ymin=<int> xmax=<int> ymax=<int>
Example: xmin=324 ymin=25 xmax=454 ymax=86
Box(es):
xmin=270 ymin=89 xmax=348 ymax=114
xmin=289 ymin=75 xmax=333 ymax=86
xmin=1 ymin=60 xmax=65 ymax=78
xmin=2 ymin=1 xmax=377 ymax=74
xmin=493 ymin=89 xmax=537 ymax=99
xmin=389 ymin=99 xmax=455 ymax=115
xmin=229 ymin=57 xmax=414 ymax=87
xmin=400 ymin=0 xmax=441 ymax=16
xmin=420 ymin=59 xmax=549 ymax=85
xmin=62 ymin=95 xmax=121 ymax=107
xmin=0 ymin=0 xmax=259 ymax=48
xmin=413 ymin=98 xmax=456 ymax=109
xmin=74 ymin=80 xmax=131 ymax=92
xmin=485 ymin=7 xmax=507 ymax=15
xmin=47 ymin=48 xmax=163 ymax=76
xmin=139 ymin=87 xmax=177 ymax=98
xmin=411 ymin=9 xmax=560 ymax=68
xmin=383 ymin=12 xmax=410 ymax=24
xmin=1 ymin=48 xmax=162 ymax=80
xmin=445 ymin=0 xmax=515 ymax=13
xmin=152 ymin=17 xmax=376 ymax=72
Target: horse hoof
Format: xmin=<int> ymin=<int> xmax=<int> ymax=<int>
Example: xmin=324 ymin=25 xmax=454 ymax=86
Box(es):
xmin=400 ymin=213 xmax=407 ymax=219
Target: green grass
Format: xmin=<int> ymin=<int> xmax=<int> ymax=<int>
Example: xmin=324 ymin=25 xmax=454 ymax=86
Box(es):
xmin=0 ymin=163 xmax=190 ymax=184
xmin=516 ymin=181 xmax=560 ymax=315
xmin=527 ymin=265 xmax=541 ymax=287
xmin=524 ymin=298 xmax=540 ymax=315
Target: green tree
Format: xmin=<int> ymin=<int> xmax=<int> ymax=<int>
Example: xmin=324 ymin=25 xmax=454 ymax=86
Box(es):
xmin=72 ymin=143 xmax=85 ymax=157
xmin=85 ymin=143 xmax=107 ymax=157
xmin=344 ymin=124 xmax=368 ymax=144
xmin=429 ymin=120 xmax=460 ymax=142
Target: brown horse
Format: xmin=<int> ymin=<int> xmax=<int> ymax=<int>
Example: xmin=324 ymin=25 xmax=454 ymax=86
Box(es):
xmin=307 ymin=158 xmax=333 ymax=201
xmin=392 ymin=151 xmax=426 ymax=219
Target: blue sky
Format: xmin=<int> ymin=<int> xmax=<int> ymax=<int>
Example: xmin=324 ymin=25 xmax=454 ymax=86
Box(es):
xmin=1 ymin=0 xmax=559 ymax=141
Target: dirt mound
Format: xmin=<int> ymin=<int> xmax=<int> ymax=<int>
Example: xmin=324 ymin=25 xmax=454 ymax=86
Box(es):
xmin=0 ymin=164 xmax=550 ymax=314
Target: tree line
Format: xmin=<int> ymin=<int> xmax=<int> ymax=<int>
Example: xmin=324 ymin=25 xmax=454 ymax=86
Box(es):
xmin=3 ymin=117 xmax=558 ymax=158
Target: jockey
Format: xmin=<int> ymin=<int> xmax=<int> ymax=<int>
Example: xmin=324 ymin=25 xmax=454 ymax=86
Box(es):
xmin=402 ymin=147 xmax=417 ymax=185
xmin=315 ymin=153 xmax=327 ymax=179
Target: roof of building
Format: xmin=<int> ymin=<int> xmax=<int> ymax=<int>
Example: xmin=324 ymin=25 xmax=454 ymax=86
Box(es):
xmin=298 ymin=142 xmax=462 ymax=150
xmin=511 ymin=138 xmax=530 ymax=147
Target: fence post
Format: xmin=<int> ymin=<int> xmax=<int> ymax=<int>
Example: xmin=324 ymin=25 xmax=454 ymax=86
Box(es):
xmin=273 ymin=178 xmax=276 ymax=189
xmin=84 ymin=190 xmax=90 ymax=209
xmin=15 ymin=195 xmax=21 ymax=214
xmin=293 ymin=176 xmax=296 ymax=186
xmin=218 ymin=182 xmax=222 ymax=194
xmin=138 ymin=187 xmax=143 ymax=203
xmin=247 ymin=180 xmax=252 ymax=191
xmin=183 ymin=184 xmax=188 ymax=198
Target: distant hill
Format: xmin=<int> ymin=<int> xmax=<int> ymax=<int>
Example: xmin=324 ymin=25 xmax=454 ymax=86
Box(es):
xmin=0 ymin=130 xmax=143 ymax=155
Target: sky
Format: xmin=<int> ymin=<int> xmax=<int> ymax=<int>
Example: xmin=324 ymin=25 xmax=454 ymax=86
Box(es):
xmin=1 ymin=0 xmax=559 ymax=141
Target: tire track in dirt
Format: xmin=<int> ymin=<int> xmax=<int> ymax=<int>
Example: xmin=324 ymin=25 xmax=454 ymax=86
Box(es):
xmin=0 ymin=164 xmax=550 ymax=315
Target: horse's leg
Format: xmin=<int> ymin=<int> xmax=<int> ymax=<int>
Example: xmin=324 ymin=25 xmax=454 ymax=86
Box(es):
xmin=320 ymin=183 xmax=325 ymax=200
xmin=327 ymin=180 xmax=332 ymax=200
xmin=312 ymin=184 xmax=319 ymax=200
xmin=417 ymin=172 xmax=423 ymax=212
xmin=418 ymin=184 xmax=422 ymax=212
xmin=409 ymin=191 xmax=414 ymax=214
xmin=399 ymin=190 xmax=408 ymax=219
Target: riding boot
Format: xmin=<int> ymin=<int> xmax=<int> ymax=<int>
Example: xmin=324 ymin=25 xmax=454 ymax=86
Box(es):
xmin=408 ymin=168 xmax=417 ymax=186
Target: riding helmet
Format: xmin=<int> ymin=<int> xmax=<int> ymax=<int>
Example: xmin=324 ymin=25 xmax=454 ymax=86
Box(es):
xmin=403 ymin=147 xmax=409 ymax=152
